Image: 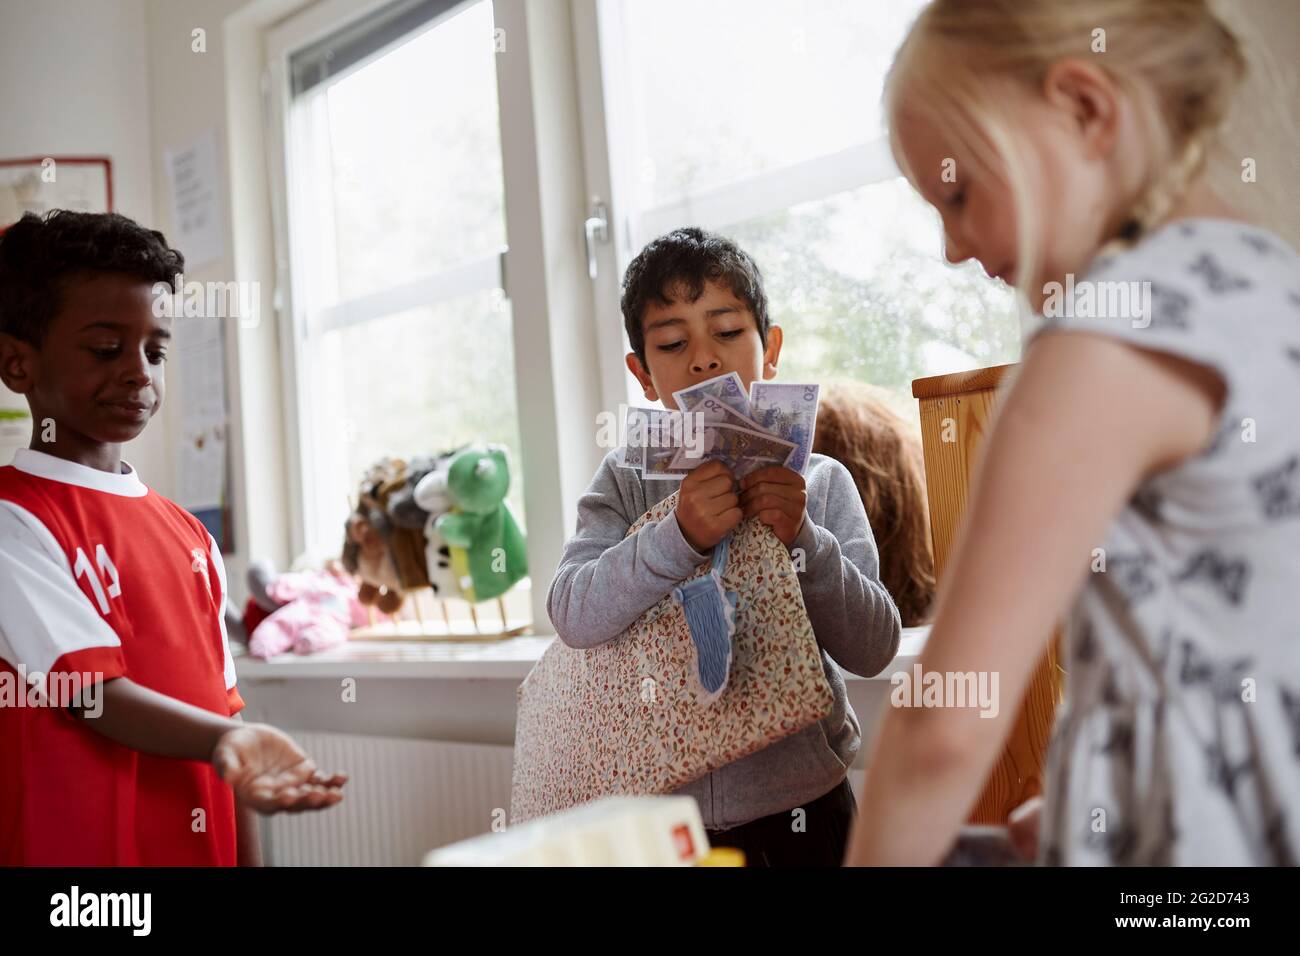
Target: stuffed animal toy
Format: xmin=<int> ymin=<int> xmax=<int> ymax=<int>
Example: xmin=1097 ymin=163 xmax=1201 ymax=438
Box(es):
xmin=222 ymin=557 xmax=288 ymax=646
xmin=395 ymin=448 xmax=466 ymax=601
xmin=342 ymin=458 xmax=415 ymax=613
xmin=434 ymin=445 xmax=528 ymax=603
xmin=246 ymin=560 xmax=368 ymax=659
xmin=343 ymin=510 xmax=405 ymax=613
xmin=410 ymin=450 xmax=469 ymax=600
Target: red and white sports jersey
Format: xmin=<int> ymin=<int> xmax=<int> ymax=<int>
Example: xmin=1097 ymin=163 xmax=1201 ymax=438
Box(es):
xmin=0 ymin=448 xmax=243 ymax=866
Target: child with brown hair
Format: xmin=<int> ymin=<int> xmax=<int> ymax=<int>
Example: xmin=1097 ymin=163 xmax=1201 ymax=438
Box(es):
xmin=548 ymin=227 xmax=901 ymax=866
xmin=0 ymin=211 xmax=346 ymax=866
xmin=811 ymin=381 xmax=935 ymax=627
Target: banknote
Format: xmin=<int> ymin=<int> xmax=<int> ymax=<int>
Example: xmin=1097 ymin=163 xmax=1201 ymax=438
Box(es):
xmin=616 ymin=379 xmax=819 ymax=480
xmin=672 ymin=371 xmax=751 ymax=418
xmin=690 ymin=395 xmax=770 ymax=432
xmin=748 ymin=382 xmax=820 ymax=475
xmin=620 ymin=405 xmax=706 ymax=479
xmin=618 ymin=405 xmax=664 ymax=473
xmin=643 ymin=443 xmax=695 ymax=480
xmin=668 ymin=423 xmax=796 ymax=477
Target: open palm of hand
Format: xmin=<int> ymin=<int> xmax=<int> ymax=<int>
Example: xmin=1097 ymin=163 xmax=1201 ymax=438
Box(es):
xmin=213 ymin=724 xmax=347 ymax=814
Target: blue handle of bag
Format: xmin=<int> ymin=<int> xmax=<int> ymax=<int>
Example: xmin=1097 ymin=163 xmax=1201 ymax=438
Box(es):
xmin=709 ymin=531 xmax=731 ymax=575
xmin=671 ymin=531 xmax=738 ymax=697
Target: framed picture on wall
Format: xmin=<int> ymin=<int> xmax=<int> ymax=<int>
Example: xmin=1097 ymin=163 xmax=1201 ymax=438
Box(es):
xmin=0 ymin=155 xmax=113 ymax=230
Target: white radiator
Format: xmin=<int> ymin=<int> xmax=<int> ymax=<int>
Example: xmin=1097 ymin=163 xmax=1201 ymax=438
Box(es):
xmin=262 ymin=732 xmax=515 ymax=866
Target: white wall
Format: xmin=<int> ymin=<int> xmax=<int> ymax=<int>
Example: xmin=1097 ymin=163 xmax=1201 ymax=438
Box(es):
xmin=1215 ymin=0 xmax=1300 ymax=250
xmin=143 ymin=0 xmax=306 ymax=604
xmin=0 ymin=0 xmax=306 ymax=605
xmin=0 ymin=0 xmax=168 ymax=483
xmin=0 ymin=1 xmax=154 ymax=223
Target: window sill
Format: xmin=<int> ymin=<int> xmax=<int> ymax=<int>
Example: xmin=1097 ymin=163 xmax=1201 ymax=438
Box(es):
xmin=234 ymin=626 xmax=930 ymax=682
xmin=233 ymin=634 xmax=557 ymax=681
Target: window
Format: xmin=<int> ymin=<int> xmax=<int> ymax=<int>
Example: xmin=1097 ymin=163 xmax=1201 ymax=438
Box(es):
xmin=589 ymin=0 xmax=1021 ymax=419
xmin=270 ymin=0 xmax=528 ymax=623
xmin=264 ymin=0 xmax=1030 ymax=634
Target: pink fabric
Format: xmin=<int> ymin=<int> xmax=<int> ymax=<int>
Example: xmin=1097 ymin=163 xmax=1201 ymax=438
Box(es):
xmin=248 ymin=570 xmax=367 ymax=659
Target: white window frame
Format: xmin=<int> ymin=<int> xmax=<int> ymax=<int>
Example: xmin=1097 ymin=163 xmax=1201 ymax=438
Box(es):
xmin=263 ymin=0 xmax=605 ymax=632
xmin=266 ymin=0 xmax=511 ymax=560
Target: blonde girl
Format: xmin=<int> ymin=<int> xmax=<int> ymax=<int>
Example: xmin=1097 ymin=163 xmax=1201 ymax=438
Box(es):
xmin=849 ymin=0 xmax=1300 ymax=865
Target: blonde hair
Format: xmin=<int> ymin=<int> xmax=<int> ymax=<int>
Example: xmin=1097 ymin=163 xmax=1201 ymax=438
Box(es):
xmin=885 ymin=0 xmax=1251 ymax=300
xmin=811 ymin=382 xmax=936 ymax=627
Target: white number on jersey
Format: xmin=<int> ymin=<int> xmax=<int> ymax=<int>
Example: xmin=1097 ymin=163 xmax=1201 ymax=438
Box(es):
xmin=73 ymin=544 xmax=121 ymax=615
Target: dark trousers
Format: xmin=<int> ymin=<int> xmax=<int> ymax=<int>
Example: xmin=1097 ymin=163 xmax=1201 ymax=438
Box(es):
xmin=705 ymin=777 xmax=857 ymax=867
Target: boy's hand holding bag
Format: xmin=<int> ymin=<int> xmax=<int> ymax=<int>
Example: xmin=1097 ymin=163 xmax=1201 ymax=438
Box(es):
xmin=510 ymin=489 xmax=833 ymax=823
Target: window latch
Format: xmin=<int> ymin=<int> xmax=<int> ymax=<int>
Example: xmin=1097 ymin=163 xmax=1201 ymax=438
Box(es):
xmin=584 ymin=201 xmax=609 ymax=280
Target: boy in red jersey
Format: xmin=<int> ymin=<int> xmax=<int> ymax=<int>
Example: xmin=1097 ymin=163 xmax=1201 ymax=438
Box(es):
xmin=0 ymin=210 xmax=345 ymax=866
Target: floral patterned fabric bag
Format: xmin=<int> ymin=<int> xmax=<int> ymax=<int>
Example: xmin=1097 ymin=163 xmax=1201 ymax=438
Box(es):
xmin=510 ymin=490 xmax=833 ymax=823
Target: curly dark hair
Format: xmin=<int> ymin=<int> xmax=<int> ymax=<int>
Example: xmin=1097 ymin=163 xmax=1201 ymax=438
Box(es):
xmin=620 ymin=226 xmax=769 ymax=365
xmin=0 ymin=210 xmax=184 ymax=346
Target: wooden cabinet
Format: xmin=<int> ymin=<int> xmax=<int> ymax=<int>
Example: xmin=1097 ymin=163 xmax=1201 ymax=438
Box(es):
xmin=912 ymin=364 xmax=1065 ymax=824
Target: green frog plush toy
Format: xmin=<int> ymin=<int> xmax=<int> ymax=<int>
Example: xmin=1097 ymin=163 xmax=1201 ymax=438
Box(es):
xmin=434 ymin=444 xmax=528 ymax=602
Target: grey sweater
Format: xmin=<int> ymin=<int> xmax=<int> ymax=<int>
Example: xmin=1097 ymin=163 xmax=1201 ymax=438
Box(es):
xmin=546 ymin=448 xmax=902 ymax=829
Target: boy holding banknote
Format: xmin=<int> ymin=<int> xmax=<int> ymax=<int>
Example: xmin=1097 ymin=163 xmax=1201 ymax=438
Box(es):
xmin=547 ymin=226 xmax=901 ymax=866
